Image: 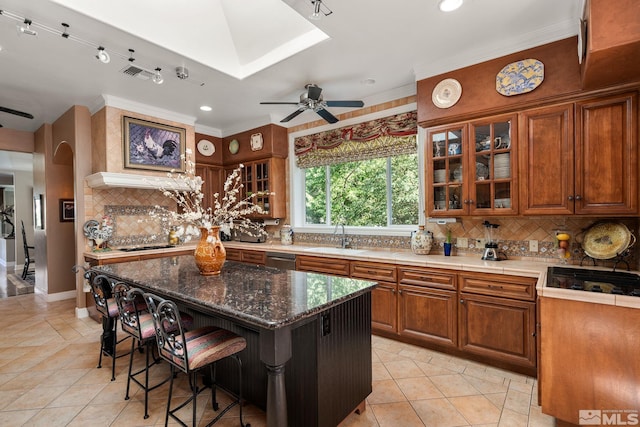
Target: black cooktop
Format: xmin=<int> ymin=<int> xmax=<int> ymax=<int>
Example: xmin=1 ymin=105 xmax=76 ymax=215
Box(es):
xmin=117 ymin=244 xmax=176 ymax=252
xmin=547 ymin=266 xmax=640 ymax=296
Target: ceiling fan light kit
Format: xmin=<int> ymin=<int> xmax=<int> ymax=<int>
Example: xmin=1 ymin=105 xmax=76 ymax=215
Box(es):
xmin=260 ymin=83 xmax=364 ymax=124
xmin=309 ymin=0 xmax=333 ymax=20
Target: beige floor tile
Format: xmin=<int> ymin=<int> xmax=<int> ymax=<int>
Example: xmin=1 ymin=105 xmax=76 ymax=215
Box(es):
xmin=0 ymin=369 xmax=54 ymax=391
xmin=367 ymin=379 xmax=407 ymax=404
xmin=371 ymin=401 xmax=425 ymax=427
xmin=5 ymin=384 xmax=69 ymax=410
xmin=461 ymin=374 xmax=509 ymax=394
xmin=414 ymin=359 xmax=459 ymax=376
xmin=383 ymin=359 xmax=425 ymax=379
xmin=396 ymin=377 xmax=444 ymax=400
xmin=372 ymin=362 xmax=392 ymax=381
xmin=47 ymin=383 xmax=106 ymax=408
xmin=485 ymin=392 xmax=507 ymax=408
xmin=22 ymin=405 xmax=85 ymax=427
xmin=411 ymin=398 xmax=469 ymax=427
xmin=498 ymin=407 xmax=529 ymax=427
xmin=0 ymin=408 xmax=40 ymax=426
xmin=429 ymin=374 xmax=480 ymax=397
xmin=449 ymin=395 xmax=501 ymax=425
xmin=527 ymin=404 xmax=556 ymax=427
xmin=374 ymin=348 xmax=408 ymax=363
xmin=65 ymin=401 xmax=128 ymax=426
xmin=504 ymin=388 xmax=532 ymax=416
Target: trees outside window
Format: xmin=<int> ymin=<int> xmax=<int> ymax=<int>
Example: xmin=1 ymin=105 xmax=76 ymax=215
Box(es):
xmin=304 ymin=153 xmax=418 ymax=227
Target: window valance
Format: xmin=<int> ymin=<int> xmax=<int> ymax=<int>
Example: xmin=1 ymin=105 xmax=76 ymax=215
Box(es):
xmin=294 ymin=111 xmax=417 ymax=168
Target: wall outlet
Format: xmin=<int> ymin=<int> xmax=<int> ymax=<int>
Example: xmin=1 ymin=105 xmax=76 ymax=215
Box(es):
xmin=529 ymin=240 xmax=539 ymax=252
xmin=457 ymin=237 xmax=468 ymax=248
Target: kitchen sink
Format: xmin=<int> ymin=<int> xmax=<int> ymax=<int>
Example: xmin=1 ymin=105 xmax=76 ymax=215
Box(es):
xmin=302 ymin=247 xmax=367 ymax=255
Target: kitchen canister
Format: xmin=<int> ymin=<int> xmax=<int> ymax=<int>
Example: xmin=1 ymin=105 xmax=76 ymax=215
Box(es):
xmin=280 ymin=225 xmax=294 ymax=245
xmin=411 ymin=225 xmax=433 ymax=255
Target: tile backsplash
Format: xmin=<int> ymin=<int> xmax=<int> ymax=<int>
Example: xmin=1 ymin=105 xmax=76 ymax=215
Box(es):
xmin=84 ymin=187 xmax=638 ymax=270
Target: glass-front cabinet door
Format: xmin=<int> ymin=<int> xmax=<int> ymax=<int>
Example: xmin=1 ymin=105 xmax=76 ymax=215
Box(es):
xmin=468 ymin=114 xmax=517 ymax=215
xmin=427 ymin=125 xmax=466 ymax=216
xmin=425 ymin=114 xmax=517 ymax=217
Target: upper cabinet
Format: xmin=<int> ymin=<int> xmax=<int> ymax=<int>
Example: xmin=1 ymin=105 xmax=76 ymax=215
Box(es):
xmin=520 ymin=92 xmax=637 ymax=216
xmin=580 ymin=0 xmax=640 ymax=90
xmin=426 ymin=114 xmax=518 ymax=216
xmin=222 ymin=124 xmax=288 ymax=164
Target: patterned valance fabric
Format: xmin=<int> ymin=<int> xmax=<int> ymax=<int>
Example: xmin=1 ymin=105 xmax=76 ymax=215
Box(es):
xmin=294 ymin=111 xmax=417 ymax=168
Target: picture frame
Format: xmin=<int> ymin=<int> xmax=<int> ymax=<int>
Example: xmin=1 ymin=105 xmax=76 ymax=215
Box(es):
xmin=59 ymin=199 xmax=75 ymax=222
xmin=123 ymin=116 xmax=186 ymax=172
xmin=34 ymin=194 xmax=43 ymax=229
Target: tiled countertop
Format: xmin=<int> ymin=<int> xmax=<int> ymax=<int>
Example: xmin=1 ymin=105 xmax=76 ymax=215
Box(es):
xmin=84 ymin=241 xmax=640 ymax=309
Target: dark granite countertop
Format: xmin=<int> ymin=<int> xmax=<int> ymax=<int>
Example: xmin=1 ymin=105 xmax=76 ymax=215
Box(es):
xmin=92 ymin=255 xmax=377 ymax=329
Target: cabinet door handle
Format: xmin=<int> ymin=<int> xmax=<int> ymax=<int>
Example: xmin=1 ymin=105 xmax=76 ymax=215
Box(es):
xmin=398 ymin=289 xmax=403 ymax=295
xmin=575 ymin=195 xmax=582 ymax=201
xmin=488 ymin=284 xmax=504 ymax=289
xmin=459 ymin=299 xmax=465 ymax=304
xmin=391 ymin=289 xmax=396 ymax=294
xmin=468 ymin=200 xmax=474 ymax=205
xmin=568 ymin=195 xmax=574 ymax=201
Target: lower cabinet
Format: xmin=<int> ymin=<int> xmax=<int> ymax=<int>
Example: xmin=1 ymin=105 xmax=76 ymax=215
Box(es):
xmin=459 ymin=293 xmax=536 ymax=369
xmin=370 ymin=282 xmax=398 ymax=333
xmin=225 ymin=248 xmax=266 ymax=265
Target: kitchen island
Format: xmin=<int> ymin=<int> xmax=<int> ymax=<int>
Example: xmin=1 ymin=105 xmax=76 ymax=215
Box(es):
xmin=89 ymin=255 xmax=376 ymax=427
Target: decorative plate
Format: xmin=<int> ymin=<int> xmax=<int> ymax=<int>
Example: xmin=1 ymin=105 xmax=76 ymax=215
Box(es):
xmin=250 ymin=133 xmax=263 ymax=151
xmin=496 ymin=58 xmax=544 ymax=96
xmin=228 ymin=139 xmax=239 ymax=154
xmin=432 ymin=78 xmax=462 ymax=108
xmin=452 ymin=165 xmax=463 ymax=182
xmin=582 ymin=222 xmax=635 ymax=260
xmin=197 ymin=139 xmax=215 ymax=156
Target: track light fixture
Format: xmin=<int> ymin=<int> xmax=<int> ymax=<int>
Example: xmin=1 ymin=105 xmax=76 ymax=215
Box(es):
xmin=0 ymin=8 xmax=170 ymax=86
xmin=152 ymin=67 xmax=164 ymax=84
xmin=309 ymin=0 xmax=332 ymax=20
xmin=17 ymin=18 xmax=37 ymax=36
xmin=96 ymin=46 xmax=110 ymax=63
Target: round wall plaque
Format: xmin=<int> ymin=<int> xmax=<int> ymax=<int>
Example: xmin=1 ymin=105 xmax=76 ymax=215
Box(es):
xmin=431 ymin=78 xmax=462 ymax=109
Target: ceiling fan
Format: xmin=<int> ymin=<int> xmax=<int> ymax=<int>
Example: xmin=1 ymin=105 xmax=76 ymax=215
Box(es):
xmin=260 ymin=83 xmax=364 ymax=124
xmin=0 ymin=106 xmax=34 ymax=128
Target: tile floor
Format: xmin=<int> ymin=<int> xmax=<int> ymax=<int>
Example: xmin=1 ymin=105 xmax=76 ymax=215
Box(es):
xmin=0 ymin=287 xmax=556 ymax=426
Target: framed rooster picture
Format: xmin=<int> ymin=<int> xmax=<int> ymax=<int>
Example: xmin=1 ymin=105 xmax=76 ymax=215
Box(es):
xmin=123 ymin=116 xmax=186 ymax=172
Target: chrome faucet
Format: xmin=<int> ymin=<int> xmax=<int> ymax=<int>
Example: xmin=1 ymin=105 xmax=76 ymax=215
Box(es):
xmin=333 ymin=223 xmax=349 ymax=248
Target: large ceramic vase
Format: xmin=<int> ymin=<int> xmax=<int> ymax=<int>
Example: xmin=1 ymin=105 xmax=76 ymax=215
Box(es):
xmin=194 ymin=226 xmax=226 ymax=276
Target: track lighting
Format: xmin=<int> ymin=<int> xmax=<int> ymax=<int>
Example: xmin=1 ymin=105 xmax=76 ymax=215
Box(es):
xmin=17 ymin=19 xmax=37 ymax=36
xmin=152 ymin=67 xmax=164 ymax=84
xmin=309 ymin=0 xmax=332 ymax=20
xmin=96 ymin=46 xmax=110 ymax=63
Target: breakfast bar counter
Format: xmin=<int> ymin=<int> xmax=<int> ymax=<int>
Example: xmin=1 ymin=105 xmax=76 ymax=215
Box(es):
xmin=89 ymin=255 xmax=377 ymax=427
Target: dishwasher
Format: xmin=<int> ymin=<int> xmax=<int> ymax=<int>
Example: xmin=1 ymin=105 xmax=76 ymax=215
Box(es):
xmin=265 ymin=251 xmax=296 ymax=270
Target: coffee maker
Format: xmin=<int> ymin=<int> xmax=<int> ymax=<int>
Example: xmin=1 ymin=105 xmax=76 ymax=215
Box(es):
xmin=481 ymin=221 xmax=501 ymax=261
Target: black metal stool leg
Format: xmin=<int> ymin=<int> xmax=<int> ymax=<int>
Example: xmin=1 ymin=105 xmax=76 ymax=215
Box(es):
xmin=125 ymin=337 xmax=136 ymax=400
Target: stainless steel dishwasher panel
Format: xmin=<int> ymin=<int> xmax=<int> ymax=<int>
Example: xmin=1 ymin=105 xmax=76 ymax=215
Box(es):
xmin=265 ymin=252 xmax=296 ymax=270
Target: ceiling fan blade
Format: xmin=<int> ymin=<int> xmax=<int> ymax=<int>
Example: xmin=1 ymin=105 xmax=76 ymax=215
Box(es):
xmin=260 ymin=101 xmax=299 ymax=105
xmin=280 ymin=108 xmax=306 ymax=123
xmin=325 ymin=100 xmax=364 ymax=108
xmin=307 ymin=85 xmax=322 ymax=101
xmin=315 ymin=108 xmax=339 ymax=124
xmin=0 ymin=106 xmax=34 ymax=119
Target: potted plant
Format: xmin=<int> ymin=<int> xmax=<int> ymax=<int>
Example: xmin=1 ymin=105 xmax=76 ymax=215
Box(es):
xmin=444 ymin=227 xmax=453 ymax=256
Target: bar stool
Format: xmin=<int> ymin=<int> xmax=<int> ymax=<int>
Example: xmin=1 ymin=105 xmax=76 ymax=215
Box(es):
xmin=144 ymin=292 xmax=250 ymax=427
xmin=89 ymin=273 xmax=131 ymax=381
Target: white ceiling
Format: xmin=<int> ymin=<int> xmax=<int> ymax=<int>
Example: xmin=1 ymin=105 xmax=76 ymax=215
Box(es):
xmin=0 ymin=0 xmax=582 ymax=137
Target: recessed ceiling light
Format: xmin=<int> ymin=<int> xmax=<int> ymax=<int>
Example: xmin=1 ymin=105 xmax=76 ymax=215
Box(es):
xmin=200 ymin=105 xmax=212 ymax=112
xmin=438 ymin=0 xmax=463 ymax=12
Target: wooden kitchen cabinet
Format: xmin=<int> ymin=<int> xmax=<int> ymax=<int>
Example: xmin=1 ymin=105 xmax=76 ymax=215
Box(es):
xmin=520 ymin=93 xmax=638 ymax=215
xmin=351 ymin=261 xmax=398 ymax=334
xmin=227 ymin=157 xmax=287 ymax=219
xmin=224 ymin=248 xmax=265 ymax=265
xmin=296 ymin=255 xmax=350 ymax=276
xmin=398 ymin=268 xmax=457 ymax=348
xmin=458 ymin=273 xmax=537 ymax=372
xmin=426 ymin=114 xmax=518 ymax=216
xmin=195 ymin=164 xmax=223 ymax=210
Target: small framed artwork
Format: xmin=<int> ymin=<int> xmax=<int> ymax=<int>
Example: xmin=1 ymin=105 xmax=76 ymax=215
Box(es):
xmin=59 ymin=199 xmax=75 ymax=222
xmin=123 ymin=116 xmax=186 ymax=172
xmin=34 ymin=194 xmax=43 ymax=229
